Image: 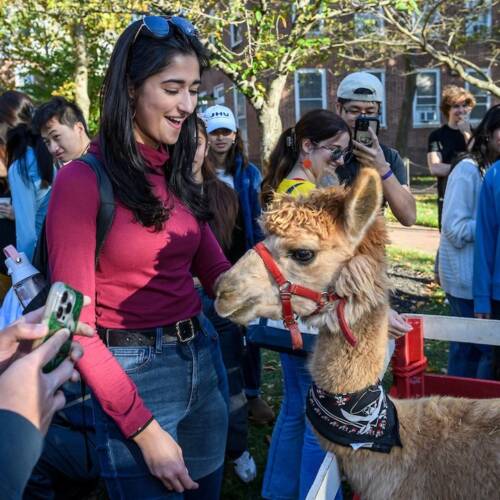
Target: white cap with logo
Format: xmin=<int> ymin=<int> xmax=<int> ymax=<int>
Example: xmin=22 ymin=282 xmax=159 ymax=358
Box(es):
xmin=203 ymin=105 xmax=237 ymax=134
xmin=337 ymin=72 xmax=384 ymax=103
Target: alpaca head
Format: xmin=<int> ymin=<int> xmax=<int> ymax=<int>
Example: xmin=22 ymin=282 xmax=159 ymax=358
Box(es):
xmin=215 ymin=168 xmax=389 ymax=332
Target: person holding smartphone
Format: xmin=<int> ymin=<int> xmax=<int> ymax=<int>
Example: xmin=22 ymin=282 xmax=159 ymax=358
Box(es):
xmin=335 ymin=71 xmax=416 ymax=228
xmin=335 ymin=71 xmax=415 ymax=340
xmin=0 ymin=305 xmax=93 ymax=500
xmin=46 ymin=16 xmax=230 ymax=499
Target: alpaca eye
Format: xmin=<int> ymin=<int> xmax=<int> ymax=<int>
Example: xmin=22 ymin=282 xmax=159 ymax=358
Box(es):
xmin=290 ymin=249 xmax=316 ymax=264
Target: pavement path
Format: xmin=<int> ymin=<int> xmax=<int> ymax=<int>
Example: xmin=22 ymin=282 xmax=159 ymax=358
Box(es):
xmin=387 ymin=222 xmax=439 ymax=255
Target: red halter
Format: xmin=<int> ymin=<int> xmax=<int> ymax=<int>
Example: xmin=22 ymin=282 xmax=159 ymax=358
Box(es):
xmin=253 ymin=242 xmax=357 ymax=350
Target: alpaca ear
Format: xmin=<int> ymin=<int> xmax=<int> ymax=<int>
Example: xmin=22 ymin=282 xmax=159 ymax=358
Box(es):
xmin=343 ymin=168 xmax=382 ymax=246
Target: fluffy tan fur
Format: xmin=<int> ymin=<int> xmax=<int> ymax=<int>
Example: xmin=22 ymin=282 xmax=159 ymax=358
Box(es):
xmin=215 ymin=168 xmax=500 ymax=499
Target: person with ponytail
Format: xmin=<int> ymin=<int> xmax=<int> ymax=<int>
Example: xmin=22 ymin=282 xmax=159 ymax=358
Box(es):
xmin=0 ymin=91 xmax=55 ymax=260
xmin=261 ymin=109 xmax=350 ymax=500
xmin=203 ymin=105 xmax=275 ymax=427
xmin=45 ymin=17 xmax=230 ymax=498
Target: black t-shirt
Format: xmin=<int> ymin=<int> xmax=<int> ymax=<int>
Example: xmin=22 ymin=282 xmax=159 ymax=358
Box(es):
xmin=427 ymin=125 xmax=467 ymax=200
xmin=337 ymin=143 xmax=408 ymax=188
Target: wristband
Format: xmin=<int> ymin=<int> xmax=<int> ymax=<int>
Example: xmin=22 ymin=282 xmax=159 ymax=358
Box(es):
xmin=381 ymin=169 xmax=393 ymax=181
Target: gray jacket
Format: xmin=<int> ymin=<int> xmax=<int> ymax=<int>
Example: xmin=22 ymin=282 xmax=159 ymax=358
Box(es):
xmin=439 ymin=159 xmax=482 ymax=299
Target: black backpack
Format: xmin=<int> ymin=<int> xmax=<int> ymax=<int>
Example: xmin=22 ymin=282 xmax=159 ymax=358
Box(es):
xmin=24 ymin=153 xmax=115 ymax=313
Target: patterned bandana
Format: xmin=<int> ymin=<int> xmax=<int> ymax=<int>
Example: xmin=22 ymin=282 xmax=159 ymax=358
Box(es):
xmin=306 ymin=381 xmax=402 ymax=453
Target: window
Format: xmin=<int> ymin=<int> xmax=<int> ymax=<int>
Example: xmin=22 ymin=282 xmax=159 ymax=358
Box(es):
xmin=230 ymin=23 xmax=243 ymax=47
xmin=413 ymin=69 xmax=440 ymax=127
xmin=465 ymin=0 xmax=492 ymax=36
xmin=213 ymin=84 xmax=225 ymax=105
xmin=291 ymin=3 xmax=324 ymax=36
xmin=364 ymin=69 xmax=386 ymax=128
xmin=233 ymin=87 xmax=248 ymax=145
xmin=354 ymin=10 xmax=384 ymax=37
xmin=198 ymin=91 xmax=209 ymax=114
xmin=465 ymin=69 xmax=491 ymax=124
xmin=294 ymin=69 xmax=327 ymax=121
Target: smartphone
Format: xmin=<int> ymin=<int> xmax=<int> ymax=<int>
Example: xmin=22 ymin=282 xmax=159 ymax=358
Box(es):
xmin=354 ymin=116 xmax=380 ymax=148
xmin=32 ymin=282 xmax=84 ymax=373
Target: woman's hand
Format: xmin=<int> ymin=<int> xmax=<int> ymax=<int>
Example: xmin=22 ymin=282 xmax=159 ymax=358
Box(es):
xmin=133 ymin=419 xmax=199 ymax=493
xmin=0 ymin=202 xmax=14 ymax=220
xmin=388 ymin=308 xmax=412 ymax=339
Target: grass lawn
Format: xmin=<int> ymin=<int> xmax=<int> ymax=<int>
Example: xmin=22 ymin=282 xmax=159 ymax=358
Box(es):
xmin=386 ymin=193 xmax=438 ymax=228
xmin=221 ymin=245 xmax=450 ymax=499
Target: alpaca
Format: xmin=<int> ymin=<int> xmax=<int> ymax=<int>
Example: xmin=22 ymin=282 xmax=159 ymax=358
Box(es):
xmin=215 ymin=168 xmax=500 ymax=500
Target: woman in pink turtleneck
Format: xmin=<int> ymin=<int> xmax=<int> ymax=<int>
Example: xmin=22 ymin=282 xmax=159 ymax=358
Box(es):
xmin=46 ymin=17 xmax=230 ymax=499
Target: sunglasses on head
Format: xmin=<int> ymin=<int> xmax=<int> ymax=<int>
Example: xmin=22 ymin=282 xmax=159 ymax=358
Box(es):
xmin=132 ymin=15 xmax=198 ymax=45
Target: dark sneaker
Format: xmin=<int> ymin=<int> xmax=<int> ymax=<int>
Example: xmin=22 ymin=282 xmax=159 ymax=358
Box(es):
xmin=248 ymin=397 xmax=275 ymax=425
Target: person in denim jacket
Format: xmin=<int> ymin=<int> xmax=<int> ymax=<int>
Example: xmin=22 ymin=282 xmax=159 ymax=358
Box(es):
xmin=204 ymin=105 xmax=275 ymax=427
xmin=0 ymin=91 xmax=55 ymax=261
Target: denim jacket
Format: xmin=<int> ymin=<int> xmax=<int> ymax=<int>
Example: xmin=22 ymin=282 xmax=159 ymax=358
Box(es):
xmin=232 ymin=154 xmax=265 ymax=250
xmin=7 ymin=147 xmax=56 ymax=260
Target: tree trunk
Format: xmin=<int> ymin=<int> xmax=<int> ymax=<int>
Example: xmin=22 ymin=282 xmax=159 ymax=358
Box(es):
xmin=395 ymin=55 xmax=417 ymax=158
xmin=73 ymin=22 xmax=90 ymax=123
xmin=257 ymin=74 xmax=288 ymax=171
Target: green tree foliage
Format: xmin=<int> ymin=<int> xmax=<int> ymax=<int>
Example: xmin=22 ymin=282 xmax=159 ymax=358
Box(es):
xmin=0 ymin=0 xmax=147 ymax=131
xmin=153 ymin=0 xmax=364 ymax=166
xmin=364 ymin=0 xmax=500 ymax=97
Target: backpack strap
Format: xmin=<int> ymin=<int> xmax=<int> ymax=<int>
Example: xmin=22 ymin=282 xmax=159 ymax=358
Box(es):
xmin=79 ymin=153 xmax=115 ymax=266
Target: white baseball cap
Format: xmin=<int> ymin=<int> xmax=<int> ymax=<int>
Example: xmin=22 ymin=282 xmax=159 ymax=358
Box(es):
xmin=337 ymin=72 xmax=384 ymax=102
xmin=203 ymin=105 xmax=237 ymax=134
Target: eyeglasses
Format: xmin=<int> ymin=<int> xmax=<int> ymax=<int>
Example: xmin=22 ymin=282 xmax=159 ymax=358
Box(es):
xmin=341 ymin=106 xmax=380 ymax=118
xmin=314 ymin=143 xmax=352 ymax=162
xmin=132 ymin=16 xmax=198 ymax=45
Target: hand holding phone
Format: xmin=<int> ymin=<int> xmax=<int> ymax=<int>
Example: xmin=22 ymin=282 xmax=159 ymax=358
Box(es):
xmin=32 ymin=282 xmax=84 ymax=372
xmin=354 ymin=115 xmax=380 ymax=148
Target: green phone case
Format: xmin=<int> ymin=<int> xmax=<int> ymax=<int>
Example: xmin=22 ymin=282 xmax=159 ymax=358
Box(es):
xmin=38 ymin=282 xmax=84 ymax=373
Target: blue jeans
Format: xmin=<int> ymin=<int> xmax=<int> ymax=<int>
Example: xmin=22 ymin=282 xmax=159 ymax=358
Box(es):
xmin=200 ymin=291 xmax=248 ymax=457
xmin=447 ymin=294 xmax=494 ymax=379
xmin=92 ymin=314 xmax=229 ymax=499
xmin=262 ymin=353 xmax=330 ymax=500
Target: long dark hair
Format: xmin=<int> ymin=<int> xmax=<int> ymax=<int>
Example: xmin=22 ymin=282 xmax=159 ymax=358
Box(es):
xmin=198 ymin=118 xmax=239 ymax=252
xmin=206 ymin=129 xmax=249 ymax=176
xmin=261 ymin=109 xmax=350 ymax=206
xmin=456 ymin=104 xmax=500 ymax=175
xmin=99 ymin=18 xmax=210 ymax=230
xmin=0 ymin=91 xmax=53 ymax=187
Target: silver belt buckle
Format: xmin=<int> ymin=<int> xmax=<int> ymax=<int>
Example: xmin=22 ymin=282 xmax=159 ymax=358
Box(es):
xmin=176 ymin=319 xmax=196 ymax=343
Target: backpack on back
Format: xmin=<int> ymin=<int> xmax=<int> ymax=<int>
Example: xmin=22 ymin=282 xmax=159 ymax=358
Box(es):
xmin=24 ymin=153 xmax=115 ymax=314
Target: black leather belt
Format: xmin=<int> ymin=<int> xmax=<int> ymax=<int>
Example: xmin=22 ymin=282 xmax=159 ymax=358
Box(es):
xmin=98 ymin=317 xmax=201 ymax=347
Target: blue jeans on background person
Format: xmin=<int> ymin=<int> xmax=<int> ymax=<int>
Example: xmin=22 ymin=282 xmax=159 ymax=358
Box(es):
xmin=262 ymin=353 xmax=330 ymax=500
xmin=446 ymin=294 xmax=494 ymax=379
xmin=199 ymin=290 xmax=249 ymax=459
xmin=92 ymin=314 xmax=229 ymax=500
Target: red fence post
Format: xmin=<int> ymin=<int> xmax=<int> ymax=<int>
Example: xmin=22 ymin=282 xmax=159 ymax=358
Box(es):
xmin=390 ymin=317 xmax=428 ymax=398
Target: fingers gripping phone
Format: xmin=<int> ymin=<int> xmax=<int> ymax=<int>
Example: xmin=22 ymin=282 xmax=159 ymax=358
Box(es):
xmin=32 ymin=282 xmax=84 ymax=372
xmin=354 ymin=116 xmax=380 ymax=148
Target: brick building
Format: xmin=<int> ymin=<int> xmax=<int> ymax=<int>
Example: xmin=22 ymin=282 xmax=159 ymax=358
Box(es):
xmin=199 ymin=6 xmax=499 ymax=176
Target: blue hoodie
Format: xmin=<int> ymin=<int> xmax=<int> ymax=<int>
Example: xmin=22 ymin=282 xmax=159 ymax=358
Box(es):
xmin=232 ymin=154 xmax=265 ymax=249
xmin=473 ymin=160 xmax=500 ymax=313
